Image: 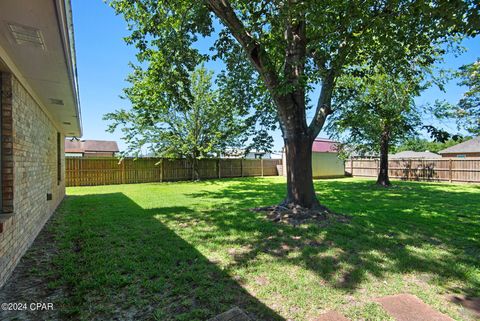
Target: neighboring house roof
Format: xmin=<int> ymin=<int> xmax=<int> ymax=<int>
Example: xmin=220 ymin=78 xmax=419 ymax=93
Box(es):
xmin=312 ymin=138 xmax=338 ymax=153
xmin=438 ymin=136 xmax=480 ymax=154
xmin=0 ymin=0 xmax=82 ymax=136
xmin=390 ymin=151 xmax=441 ymax=159
xmin=65 ymin=140 xmax=119 ymax=153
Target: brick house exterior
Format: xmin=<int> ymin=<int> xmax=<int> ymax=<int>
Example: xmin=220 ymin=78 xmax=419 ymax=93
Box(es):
xmin=438 ymin=137 xmax=480 ymax=158
xmin=0 ymin=0 xmax=81 ymax=287
xmin=440 ymin=152 xmax=480 ymax=158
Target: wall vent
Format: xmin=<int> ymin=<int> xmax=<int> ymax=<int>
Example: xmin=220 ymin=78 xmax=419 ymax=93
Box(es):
xmin=8 ymin=23 xmax=45 ymax=50
xmin=49 ymin=98 xmax=64 ymax=105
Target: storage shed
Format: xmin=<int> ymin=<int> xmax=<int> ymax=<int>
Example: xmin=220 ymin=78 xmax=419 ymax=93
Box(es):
xmin=282 ymin=138 xmax=345 ymax=178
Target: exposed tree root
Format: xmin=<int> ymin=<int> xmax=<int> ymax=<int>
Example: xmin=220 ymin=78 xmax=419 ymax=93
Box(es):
xmin=252 ymin=203 xmax=350 ymax=226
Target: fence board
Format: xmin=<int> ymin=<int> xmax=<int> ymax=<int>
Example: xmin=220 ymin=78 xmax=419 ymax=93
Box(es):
xmin=346 ymin=158 xmax=480 ymax=183
xmin=66 ymin=157 xmax=282 ymax=187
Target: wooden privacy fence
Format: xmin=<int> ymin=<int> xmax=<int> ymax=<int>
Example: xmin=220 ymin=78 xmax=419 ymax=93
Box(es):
xmin=347 ymin=158 xmax=480 ymax=183
xmin=65 ymin=157 xmax=282 ymax=187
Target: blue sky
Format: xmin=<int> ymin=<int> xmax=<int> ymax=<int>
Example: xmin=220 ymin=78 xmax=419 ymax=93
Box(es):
xmin=72 ymin=0 xmax=479 ymax=152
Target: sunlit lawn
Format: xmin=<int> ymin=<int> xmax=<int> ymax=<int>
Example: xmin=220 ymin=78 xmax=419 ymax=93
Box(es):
xmin=32 ymin=178 xmax=480 ymax=320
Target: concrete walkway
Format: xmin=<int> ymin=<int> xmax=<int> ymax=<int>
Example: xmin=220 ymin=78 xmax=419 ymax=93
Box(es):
xmin=211 ymin=293 xmax=475 ymax=321
xmin=316 ymin=294 xmax=454 ymax=321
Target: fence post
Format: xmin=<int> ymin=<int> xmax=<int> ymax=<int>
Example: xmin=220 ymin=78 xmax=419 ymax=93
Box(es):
xmin=78 ymin=158 xmax=82 ymax=186
xmin=191 ymin=159 xmax=194 ymax=181
xmin=217 ymin=159 xmax=221 ymax=179
xmin=261 ymin=159 xmax=264 ymax=177
xmin=121 ymin=159 xmax=126 ymax=184
xmin=449 ymin=158 xmax=453 ymax=183
xmin=241 ymin=159 xmax=244 ymax=177
xmin=408 ymin=159 xmax=412 ymax=180
xmin=160 ymin=159 xmax=164 ymax=182
xmin=102 ymin=160 xmax=106 ymax=186
xmin=350 ymin=159 xmax=353 ymax=176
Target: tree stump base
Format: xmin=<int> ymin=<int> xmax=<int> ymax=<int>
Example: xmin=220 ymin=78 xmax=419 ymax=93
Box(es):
xmin=252 ymin=203 xmax=349 ymax=226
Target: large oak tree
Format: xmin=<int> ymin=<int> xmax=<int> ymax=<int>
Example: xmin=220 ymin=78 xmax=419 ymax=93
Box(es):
xmin=109 ymin=0 xmax=479 ymax=208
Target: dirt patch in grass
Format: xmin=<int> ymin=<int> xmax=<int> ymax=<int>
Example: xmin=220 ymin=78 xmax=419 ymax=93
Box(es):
xmin=0 ymin=216 xmax=64 ymax=321
xmin=252 ymin=204 xmax=350 ymax=226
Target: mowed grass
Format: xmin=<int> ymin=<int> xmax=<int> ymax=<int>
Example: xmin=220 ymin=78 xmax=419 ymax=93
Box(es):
xmin=44 ymin=178 xmax=479 ymax=320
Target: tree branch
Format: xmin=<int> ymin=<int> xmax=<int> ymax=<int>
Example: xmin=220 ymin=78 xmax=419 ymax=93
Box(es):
xmin=206 ymin=0 xmax=279 ymax=91
xmin=283 ymin=8 xmax=306 ymax=84
xmin=308 ymin=70 xmax=335 ymax=139
xmin=280 ymin=4 xmax=309 ymax=134
xmin=308 ymin=35 xmax=353 ymax=139
xmin=307 ymin=1 xmax=398 ymax=139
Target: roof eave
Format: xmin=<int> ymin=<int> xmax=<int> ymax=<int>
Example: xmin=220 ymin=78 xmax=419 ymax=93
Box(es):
xmin=56 ymin=0 xmax=82 ymax=137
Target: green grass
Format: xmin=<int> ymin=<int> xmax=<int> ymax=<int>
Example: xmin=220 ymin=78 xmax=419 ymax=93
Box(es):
xmin=44 ymin=177 xmax=479 ymax=320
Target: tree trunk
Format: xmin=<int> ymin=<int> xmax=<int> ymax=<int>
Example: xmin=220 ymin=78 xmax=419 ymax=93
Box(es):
xmin=376 ymin=131 xmax=391 ymax=187
xmin=208 ymin=0 xmax=332 ymax=209
xmin=191 ymin=158 xmax=200 ymax=181
xmin=282 ymin=135 xmax=320 ymax=208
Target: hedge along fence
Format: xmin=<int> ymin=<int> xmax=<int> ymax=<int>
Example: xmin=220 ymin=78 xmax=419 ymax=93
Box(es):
xmin=65 ymin=157 xmax=283 ymax=187
xmin=346 ymin=158 xmax=480 ymax=183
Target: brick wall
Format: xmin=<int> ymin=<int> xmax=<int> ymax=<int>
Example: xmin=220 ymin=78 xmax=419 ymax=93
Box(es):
xmin=441 ymin=153 xmax=480 ymax=158
xmin=0 ymin=73 xmax=65 ymax=287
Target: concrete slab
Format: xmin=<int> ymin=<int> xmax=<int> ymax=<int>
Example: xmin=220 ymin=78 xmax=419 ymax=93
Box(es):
xmin=312 ymin=311 xmax=350 ymax=321
xmin=208 ymin=307 xmax=251 ymax=321
xmin=376 ymin=294 xmax=453 ymax=321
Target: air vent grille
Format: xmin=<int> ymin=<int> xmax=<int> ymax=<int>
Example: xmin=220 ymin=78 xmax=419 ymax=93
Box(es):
xmin=8 ymin=24 xmax=45 ymax=49
xmin=49 ymin=98 xmax=64 ymax=105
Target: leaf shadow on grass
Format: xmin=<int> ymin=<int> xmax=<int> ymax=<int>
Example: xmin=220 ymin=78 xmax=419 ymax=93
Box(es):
xmin=9 ymin=179 xmax=478 ymax=320
xmin=179 ymin=178 xmax=480 ymax=296
xmin=3 ymin=192 xmax=285 ymax=321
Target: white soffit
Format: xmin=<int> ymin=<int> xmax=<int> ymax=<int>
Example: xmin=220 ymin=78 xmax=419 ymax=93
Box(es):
xmin=0 ymin=0 xmax=82 ymax=136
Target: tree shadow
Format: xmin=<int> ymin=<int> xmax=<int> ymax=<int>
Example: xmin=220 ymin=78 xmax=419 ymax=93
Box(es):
xmin=398 ymin=160 xmax=440 ymax=182
xmin=179 ymin=178 xmax=480 ymax=296
xmin=0 ymin=192 xmax=284 ymax=321
xmin=4 ymin=178 xmax=478 ymax=320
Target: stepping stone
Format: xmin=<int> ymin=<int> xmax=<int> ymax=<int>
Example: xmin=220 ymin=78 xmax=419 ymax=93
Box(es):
xmin=447 ymin=295 xmax=480 ymax=318
xmin=313 ymin=311 xmax=350 ymax=321
xmin=208 ymin=307 xmax=251 ymax=321
xmin=376 ymin=294 xmax=453 ymax=321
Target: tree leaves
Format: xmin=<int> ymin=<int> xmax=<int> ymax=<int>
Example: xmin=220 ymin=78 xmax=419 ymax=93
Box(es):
xmin=429 ymin=59 xmax=480 ymax=135
xmin=103 ymin=65 xmax=269 ymax=158
xmin=456 ymin=60 xmax=480 ymax=134
xmin=106 ymin=0 xmax=479 ymax=151
xmin=327 ymin=71 xmax=421 ymax=156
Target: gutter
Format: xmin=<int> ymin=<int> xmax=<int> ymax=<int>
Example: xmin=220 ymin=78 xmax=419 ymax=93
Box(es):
xmin=55 ymin=0 xmax=83 ymax=137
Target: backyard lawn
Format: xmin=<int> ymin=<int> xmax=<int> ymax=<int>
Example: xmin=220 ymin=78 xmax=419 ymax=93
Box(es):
xmin=1 ymin=177 xmax=479 ymax=321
